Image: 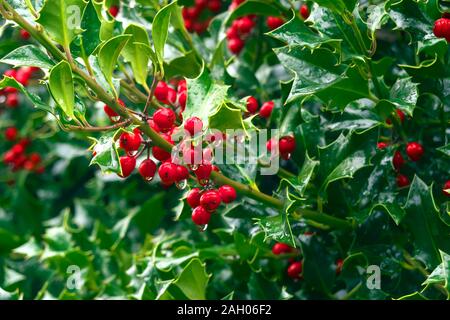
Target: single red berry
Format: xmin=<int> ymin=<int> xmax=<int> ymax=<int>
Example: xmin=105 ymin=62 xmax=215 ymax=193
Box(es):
xmin=5 ymin=127 xmax=18 ymax=141
xmin=236 ymin=17 xmax=254 ymax=34
xmin=207 ymin=0 xmax=221 ymax=12
xmin=184 ymin=19 xmax=194 ymax=32
xmin=266 ymin=16 xmax=284 ymax=30
xmin=183 ymin=146 xmax=202 ymax=166
xmin=11 ymin=143 xmax=24 ymax=155
xmin=194 ymin=163 xmax=212 ymax=184
xmin=119 ymin=131 xmax=142 ymax=152
xmin=147 ymin=118 xmax=161 ymax=132
xmin=392 ymin=150 xmax=404 ymax=171
xmin=18 ymin=138 xmax=30 ymax=148
xmin=406 ymin=142 xmax=424 ymax=161
xmin=152 ymin=146 xmax=171 ymax=162
xmin=187 ymin=188 xmax=201 ymax=208
xmin=6 ymin=93 xmax=19 ymax=108
xmin=109 ymin=5 xmax=119 ymax=17
xmin=158 ymin=162 xmax=178 ymax=184
xmin=272 ymin=243 xmax=292 ymax=255
xmin=3 ymin=150 xmax=16 ymax=164
xmin=29 ymin=152 xmax=41 ymax=164
xmin=396 ymin=174 xmax=410 ymax=188
xmin=203 ymin=147 xmax=213 ymax=163
xmin=153 ymin=108 xmax=176 ymax=131
xmin=166 ymin=87 xmax=178 ymax=105
xmin=192 ymin=206 xmax=211 ymax=225
xmin=377 ymin=142 xmax=388 ymax=149
xmin=336 ymin=259 xmax=344 ymax=275
xmin=15 ymin=67 xmax=32 ymax=86
xmin=246 ymin=96 xmax=259 ymax=114
xmin=186 ymin=7 xmax=200 ymax=20
xmin=20 ymin=29 xmax=30 ymax=40
xmin=177 ymin=79 xmax=187 ymax=93
xmin=104 ymin=105 xmax=119 ymax=120
xmin=266 ymin=138 xmax=277 ymax=153
xmin=226 ymin=26 xmax=239 ymax=40
xmin=218 ymin=185 xmax=237 ymax=204
xmin=259 ymin=101 xmax=274 ymax=118
xmin=139 ymin=159 xmax=157 ymax=181
xmin=200 ymin=190 xmax=221 ymax=212
xmin=184 ymin=117 xmax=203 ymax=136
xmin=227 ymin=37 xmax=244 ymax=54
xmin=443 ymin=180 xmax=450 ymax=197
xmin=119 ymin=156 xmax=136 ymax=178
xmin=300 ymin=5 xmax=310 ymax=19
xmin=24 ymin=160 xmax=36 ymax=171
xmin=178 ymin=91 xmax=187 ymax=109
xmin=287 ymin=261 xmax=303 ymax=279
xmin=155 ymin=81 xmax=169 ymax=102
xmin=279 ymin=136 xmax=296 ymax=155
xmin=433 ymin=18 xmax=450 ymax=41
xmin=175 ymin=165 xmax=190 ymax=182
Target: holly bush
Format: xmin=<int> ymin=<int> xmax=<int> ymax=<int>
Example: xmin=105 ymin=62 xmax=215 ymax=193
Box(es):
xmin=0 ymin=0 xmax=449 ymax=300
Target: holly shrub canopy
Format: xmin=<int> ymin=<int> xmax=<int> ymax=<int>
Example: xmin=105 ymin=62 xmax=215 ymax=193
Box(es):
xmin=0 ymin=0 xmax=449 ymax=300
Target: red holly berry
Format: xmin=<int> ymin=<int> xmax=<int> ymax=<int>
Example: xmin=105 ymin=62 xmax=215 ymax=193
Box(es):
xmin=406 ymin=142 xmax=424 ymax=161
xmin=228 ymin=37 xmax=244 ymax=54
xmin=192 ymin=206 xmax=211 ymax=225
xmin=104 ymin=105 xmax=119 ymax=120
xmin=226 ymin=26 xmax=239 ymax=40
xmin=236 ymin=17 xmax=254 ymax=34
xmin=178 ymin=91 xmax=187 ymax=109
xmin=246 ymin=96 xmax=259 ymax=114
xmin=287 ymin=261 xmax=303 ymax=279
xmin=139 ymin=159 xmax=157 ymax=181
xmin=11 ymin=143 xmax=24 ymax=155
xmin=187 ymin=188 xmax=201 ymax=208
xmin=393 ymin=150 xmax=404 ymax=171
xmin=336 ymin=258 xmax=344 ymax=275
xmin=218 ymin=185 xmax=237 ymax=204
xmin=29 ymin=152 xmax=41 ymax=164
xmin=19 ymin=29 xmax=30 ymax=40
xmin=109 ymin=5 xmax=119 ymax=17
xmin=279 ymin=136 xmax=296 ymax=155
xmin=3 ymin=150 xmax=16 ymax=164
xmin=153 ymin=108 xmax=176 ymax=131
xmin=166 ymin=87 xmax=178 ymax=105
xmin=386 ymin=109 xmax=405 ymax=125
xmin=184 ymin=117 xmax=203 ymax=136
xmin=272 ymin=243 xmax=292 ymax=255
xmin=119 ymin=131 xmax=142 ymax=153
xmin=259 ymin=101 xmax=274 ymax=118
xmin=443 ymin=180 xmax=450 ymax=197
xmin=433 ymin=18 xmax=450 ymax=41
xmin=266 ymin=16 xmax=284 ymax=30
xmin=200 ymin=190 xmax=221 ymax=212
xmin=5 ymin=93 xmax=19 ymax=108
xmin=184 ymin=19 xmax=194 ymax=32
xmin=152 ymin=146 xmax=171 ymax=162
xmin=119 ymin=156 xmax=136 ymax=178
xmin=158 ymin=162 xmax=178 ymax=184
xmin=396 ymin=174 xmax=410 ymax=188
xmin=207 ymin=0 xmax=221 ymax=12
xmin=194 ymin=163 xmax=212 ymax=184
xmin=377 ymin=142 xmax=388 ymax=149
xmin=5 ymin=127 xmax=18 ymax=141
xmin=155 ymin=81 xmax=169 ymax=102
xmin=175 ymin=165 xmax=190 ymax=182
xmin=15 ymin=67 xmax=32 ymax=86
xmin=195 ymin=0 xmax=207 ymax=9
xmin=300 ymin=4 xmax=310 ymax=19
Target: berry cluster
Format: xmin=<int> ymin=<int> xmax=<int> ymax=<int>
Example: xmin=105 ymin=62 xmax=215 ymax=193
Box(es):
xmin=375 ymin=108 xmax=445 ymax=190
xmin=226 ymin=0 xmax=255 ymax=55
xmin=272 ymin=241 xmax=344 ymax=280
xmin=245 ymin=96 xmax=275 ymax=119
xmin=187 ymin=184 xmax=237 ymax=227
xmin=182 ymin=0 xmax=222 ymax=34
xmin=0 ymin=67 xmax=39 ymax=109
xmin=2 ymin=131 xmax=44 ymax=174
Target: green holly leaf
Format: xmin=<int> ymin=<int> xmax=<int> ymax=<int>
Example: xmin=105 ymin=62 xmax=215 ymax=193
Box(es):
xmin=184 ymin=67 xmax=229 ymax=128
xmin=275 ymin=45 xmax=369 ymax=109
xmin=257 ymin=212 xmax=295 ymax=247
xmin=36 ymin=0 xmax=88 ymax=48
xmin=49 ymin=60 xmax=75 ymax=119
xmin=280 ymin=155 xmax=318 ymax=198
xmin=98 ymin=34 xmax=131 ymax=97
xmin=122 ymin=24 xmax=150 ymax=87
xmin=73 ymin=0 xmax=102 ymax=57
xmin=89 ymin=134 xmax=121 ymax=175
xmin=173 ymin=259 xmax=210 ymax=300
xmin=311 ymin=0 xmax=357 ymax=14
xmin=0 ymin=44 xmax=55 ymax=69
